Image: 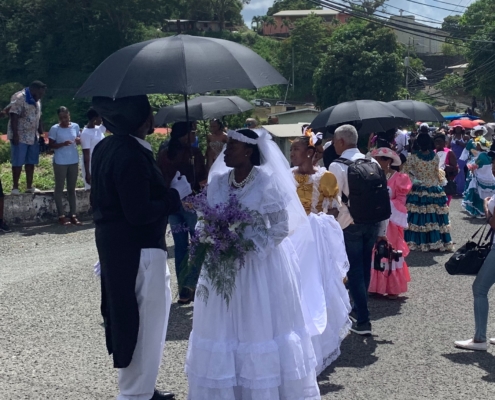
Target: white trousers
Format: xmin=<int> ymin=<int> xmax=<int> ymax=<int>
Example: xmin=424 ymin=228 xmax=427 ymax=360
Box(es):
xmin=117 ymin=249 xmax=172 ymax=400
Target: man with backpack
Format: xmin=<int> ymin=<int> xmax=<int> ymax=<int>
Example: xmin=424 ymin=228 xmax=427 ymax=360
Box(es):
xmin=328 ymin=125 xmax=391 ymax=336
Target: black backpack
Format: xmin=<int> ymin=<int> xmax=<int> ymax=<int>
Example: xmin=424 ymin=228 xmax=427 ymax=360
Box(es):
xmin=334 ymin=157 xmax=391 ymax=224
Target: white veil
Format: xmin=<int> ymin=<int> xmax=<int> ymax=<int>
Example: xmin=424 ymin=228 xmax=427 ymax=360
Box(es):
xmin=208 ymin=128 xmax=307 ymax=235
xmin=208 ymin=128 xmax=327 ymax=335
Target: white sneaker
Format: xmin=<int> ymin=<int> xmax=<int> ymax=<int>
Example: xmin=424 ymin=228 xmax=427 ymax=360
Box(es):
xmin=454 ymin=339 xmax=487 ymax=351
xmin=25 ymin=187 xmax=41 ymax=194
xmin=11 ymin=189 xmax=20 ymax=195
xmin=489 ymin=338 xmax=495 ymax=345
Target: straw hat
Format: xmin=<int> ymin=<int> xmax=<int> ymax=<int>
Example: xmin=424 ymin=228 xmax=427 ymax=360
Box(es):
xmin=371 ymin=147 xmax=401 ymax=166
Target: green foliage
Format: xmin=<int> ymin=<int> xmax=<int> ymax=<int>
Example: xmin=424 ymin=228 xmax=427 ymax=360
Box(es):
xmin=436 ymin=74 xmax=464 ymax=103
xmin=146 ymin=133 xmax=168 ymax=157
xmin=455 ymin=0 xmax=495 ymax=98
xmin=0 ymin=154 xmax=84 ymax=192
xmin=267 ymin=0 xmax=319 ymax=16
xmin=279 ymin=14 xmax=332 ymax=101
xmin=313 ymin=20 xmax=403 ymax=108
xmin=42 ymin=96 xmax=92 ymax=131
xmin=345 ymin=0 xmax=387 ymax=15
xmin=0 ymin=141 xmax=10 ymax=164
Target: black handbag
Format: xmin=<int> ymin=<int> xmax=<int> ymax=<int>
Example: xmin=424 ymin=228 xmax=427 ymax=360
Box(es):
xmin=445 ymin=225 xmax=494 ymax=276
xmin=443 ymin=180 xmax=457 ymax=196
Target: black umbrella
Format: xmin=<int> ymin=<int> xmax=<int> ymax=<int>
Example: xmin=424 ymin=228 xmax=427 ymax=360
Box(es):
xmin=75 ymin=34 xmax=287 ymax=99
xmin=154 ymin=96 xmax=253 ymax=126
xmin=388 ymin=100 xmax=445 ymax=123
xmin=310 ymin=100 xmax=411 ymax=137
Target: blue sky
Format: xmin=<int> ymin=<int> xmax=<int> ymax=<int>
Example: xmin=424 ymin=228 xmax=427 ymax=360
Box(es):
xmin=241 ymin=0 xmax=474 ymax=27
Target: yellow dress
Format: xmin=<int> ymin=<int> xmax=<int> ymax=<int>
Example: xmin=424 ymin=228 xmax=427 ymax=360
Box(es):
xmin=293 ymin=168 xmax=340 ymax=214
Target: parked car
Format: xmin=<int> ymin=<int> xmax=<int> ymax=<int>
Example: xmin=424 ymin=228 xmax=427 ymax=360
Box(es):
xmin=303 ymin=103 xmax=315 ymax=108
xmin=276 ymin=101 xmax=291 ymax=106
xmin=250 ymin=99 xmax=271 ymax=107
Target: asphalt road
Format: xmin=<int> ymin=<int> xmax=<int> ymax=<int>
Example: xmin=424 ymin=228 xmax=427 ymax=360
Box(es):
xmin=1 ymin=197 xmax=495 ymax=400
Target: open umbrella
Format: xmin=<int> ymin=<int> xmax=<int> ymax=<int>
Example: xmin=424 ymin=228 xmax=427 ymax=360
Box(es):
xmin=388 ymin=100 xmax=444 ymax=123
xmin=310 ymin=100 xmax=411 ymax=137
xmin=449 ymin=119 xmax=485 ymax=129
xmin=75 ymin=34 xmax=287 ymax=99
xmin=443 ymin=114 xmax=482 ymax=121
xmin=154 ymin=96 xmax=253 ymax=126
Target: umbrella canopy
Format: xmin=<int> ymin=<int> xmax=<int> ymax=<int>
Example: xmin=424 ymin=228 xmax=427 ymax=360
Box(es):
xmin=75 ymin=34 xmax=287 ymax=99
xmin=448 ymin=119 xmax=485 ymax=129
xmin=443 ymin=114 xmax=482 ymax=121
xmin=310 ymin=100 xmax=411 ymax=137
xmin=388 ymin=100 xmax=444 ymax=123
xmin=154 ymin=96 xmax=253 ymax=126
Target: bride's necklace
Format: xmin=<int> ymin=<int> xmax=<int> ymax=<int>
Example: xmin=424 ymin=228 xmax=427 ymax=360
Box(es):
xmin=229 ymin=168 xmax=255 ymax=188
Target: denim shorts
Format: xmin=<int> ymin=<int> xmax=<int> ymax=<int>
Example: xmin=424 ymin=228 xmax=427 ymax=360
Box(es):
xmin=10 ymin=141 xmax=40 ymax=167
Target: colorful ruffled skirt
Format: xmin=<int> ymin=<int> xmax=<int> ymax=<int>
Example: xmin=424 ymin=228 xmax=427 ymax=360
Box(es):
xmin=405 ymin=185 xmax=454 ymax=252
xmin=462 ymin=171 xmax=495 ymax=217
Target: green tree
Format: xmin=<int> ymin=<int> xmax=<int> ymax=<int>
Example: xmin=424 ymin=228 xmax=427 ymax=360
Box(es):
xmin=436 ymin=73 xmax=464 ymax=105
xmin=279 ymin=14 xmax=332 ymax=101
xmin=313 ymin=19 xmax=403 ymax=108
xmin=458 ymin=0 xmax=495 ymax=98
xmin=267 ymin=0 xmax=319 ymax=16
xmin=344 ymin=0 xmax=387 ymax=15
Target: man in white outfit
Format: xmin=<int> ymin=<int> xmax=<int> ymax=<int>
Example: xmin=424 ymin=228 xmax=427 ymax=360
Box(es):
xmin=91 ymin=95 xmax=192 ymax=400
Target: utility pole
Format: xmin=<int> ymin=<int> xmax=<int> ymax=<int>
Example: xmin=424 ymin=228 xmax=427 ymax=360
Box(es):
xmin=292 ymin=45 xmax=295 ymax=92
xmin=405 ymin=37 xmax=410 ymax=99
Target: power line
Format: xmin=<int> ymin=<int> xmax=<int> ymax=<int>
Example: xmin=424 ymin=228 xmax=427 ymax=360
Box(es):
xmin=431 ymin=0 xmax=468 ymax=8
xmin=403 ymin=0 xmax=465 ymax=13
xmin=315 ymin=0 xmax=495 ymax=46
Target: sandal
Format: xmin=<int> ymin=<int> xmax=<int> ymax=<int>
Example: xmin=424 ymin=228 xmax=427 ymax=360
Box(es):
xmin=70 ymin=216 xmax=82 ymax=226
xmin=59 ymin=216 xmax=71 ymax=226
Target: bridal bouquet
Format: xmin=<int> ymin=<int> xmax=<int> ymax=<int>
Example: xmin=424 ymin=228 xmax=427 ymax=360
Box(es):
xmin=180 ymin=190 xmax=264 ymax=306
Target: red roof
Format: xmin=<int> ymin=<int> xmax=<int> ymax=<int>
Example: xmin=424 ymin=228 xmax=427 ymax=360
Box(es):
xmin=154 ymin=128 xmax=170 ymax=135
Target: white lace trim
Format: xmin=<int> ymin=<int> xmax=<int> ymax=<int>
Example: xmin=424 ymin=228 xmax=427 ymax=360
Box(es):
xmin=228 ymin=130 xmax=258 ymax=145
xmin=185 ymin=328 xmax=317 ymax=390
xmin=390 ymin=202 xmax=408 ymax=228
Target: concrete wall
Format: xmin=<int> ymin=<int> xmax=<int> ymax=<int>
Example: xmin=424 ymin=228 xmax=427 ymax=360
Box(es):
xmin=4 ymin=190 xmax=91 ymax=225
xmin=277 ymin=112 xmax=318 ymax=125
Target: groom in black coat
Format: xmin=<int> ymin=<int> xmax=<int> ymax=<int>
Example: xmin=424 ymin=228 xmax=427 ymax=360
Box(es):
xmin=91 ymin=95 xmax=191 ymax=400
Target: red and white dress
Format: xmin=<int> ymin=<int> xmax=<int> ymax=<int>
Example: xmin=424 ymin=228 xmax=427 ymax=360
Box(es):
xmin=369 ymin=172 xmax=412 ymax=296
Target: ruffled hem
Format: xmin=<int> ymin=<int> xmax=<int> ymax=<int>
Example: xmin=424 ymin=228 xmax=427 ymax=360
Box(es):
xmin=407 ymin=204 xmax=449 ymax=214
xmin=185 ymin=328 xmax=317 ymax=390
xmin=406 ymin=240 xmax=454 ymax=252
xmin=369 ymin=262 xmax=411 ymax=296
xmin=407 ymin=222 xmax=451 ymax=233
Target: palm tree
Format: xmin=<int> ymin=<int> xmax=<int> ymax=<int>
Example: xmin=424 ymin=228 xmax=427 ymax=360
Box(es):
xmin=251 ymin=16 xmax=261 ymax=32
xmin=266 ymin=16 xmax=276 ymax=34
xmin=281 ymin=18 xmax=291 ymax=33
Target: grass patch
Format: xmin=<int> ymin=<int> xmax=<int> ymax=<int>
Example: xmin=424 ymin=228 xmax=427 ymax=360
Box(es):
xmin=0 ymin=154 xmax=85 ymax=192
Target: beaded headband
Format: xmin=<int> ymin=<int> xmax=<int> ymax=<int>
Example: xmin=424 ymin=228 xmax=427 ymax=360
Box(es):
xmin=227 ymin=130 xmax=258 ymax=145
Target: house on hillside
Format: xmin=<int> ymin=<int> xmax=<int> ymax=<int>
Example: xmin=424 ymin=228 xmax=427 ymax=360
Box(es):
xmin=262 ymin=10 xmax=349 ymax=37
xmin=269 ymin=108 xmax=320 ymax=125
xmin=447 ymin=63 xmax=468 ymax=77
xmin=390 ymin=15 xmax=449 ymax=55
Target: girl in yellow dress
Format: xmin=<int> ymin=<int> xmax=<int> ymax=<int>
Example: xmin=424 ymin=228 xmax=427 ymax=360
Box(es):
xmin=290 ymin=130 xmax=352 ymax=375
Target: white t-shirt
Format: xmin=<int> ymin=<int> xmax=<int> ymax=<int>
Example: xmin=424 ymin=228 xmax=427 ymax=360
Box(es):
xmin=395 ymin=131 xmax=409 ymax=157
xmin=80 ymin=124 xmax=106 ymax=167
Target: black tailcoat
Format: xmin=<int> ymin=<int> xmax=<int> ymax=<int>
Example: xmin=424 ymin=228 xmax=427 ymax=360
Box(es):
xmin=91 ymin=134 xmax=181 ymax=368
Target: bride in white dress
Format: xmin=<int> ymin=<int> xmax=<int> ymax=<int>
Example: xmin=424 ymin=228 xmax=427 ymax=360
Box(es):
xmin=185 ymin=128 xmax=321 ymax=400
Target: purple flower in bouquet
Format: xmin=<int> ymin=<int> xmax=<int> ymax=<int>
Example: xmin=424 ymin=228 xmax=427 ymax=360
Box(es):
xmin=180 ymin=189 xmax=265 ymax=306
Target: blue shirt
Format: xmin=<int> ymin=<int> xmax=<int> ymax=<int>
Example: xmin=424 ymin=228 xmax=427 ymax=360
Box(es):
xmin=48 ymin=123 xmax=80 ymax=165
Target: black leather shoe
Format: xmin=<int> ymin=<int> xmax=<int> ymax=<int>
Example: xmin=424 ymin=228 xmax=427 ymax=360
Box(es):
xmin=150 ymin=389 xmax=175 ymax=399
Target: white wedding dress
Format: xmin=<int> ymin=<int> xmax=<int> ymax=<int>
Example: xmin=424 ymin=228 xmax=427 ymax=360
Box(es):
xmin=185 ymin=167 xmax=321 ymax=400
